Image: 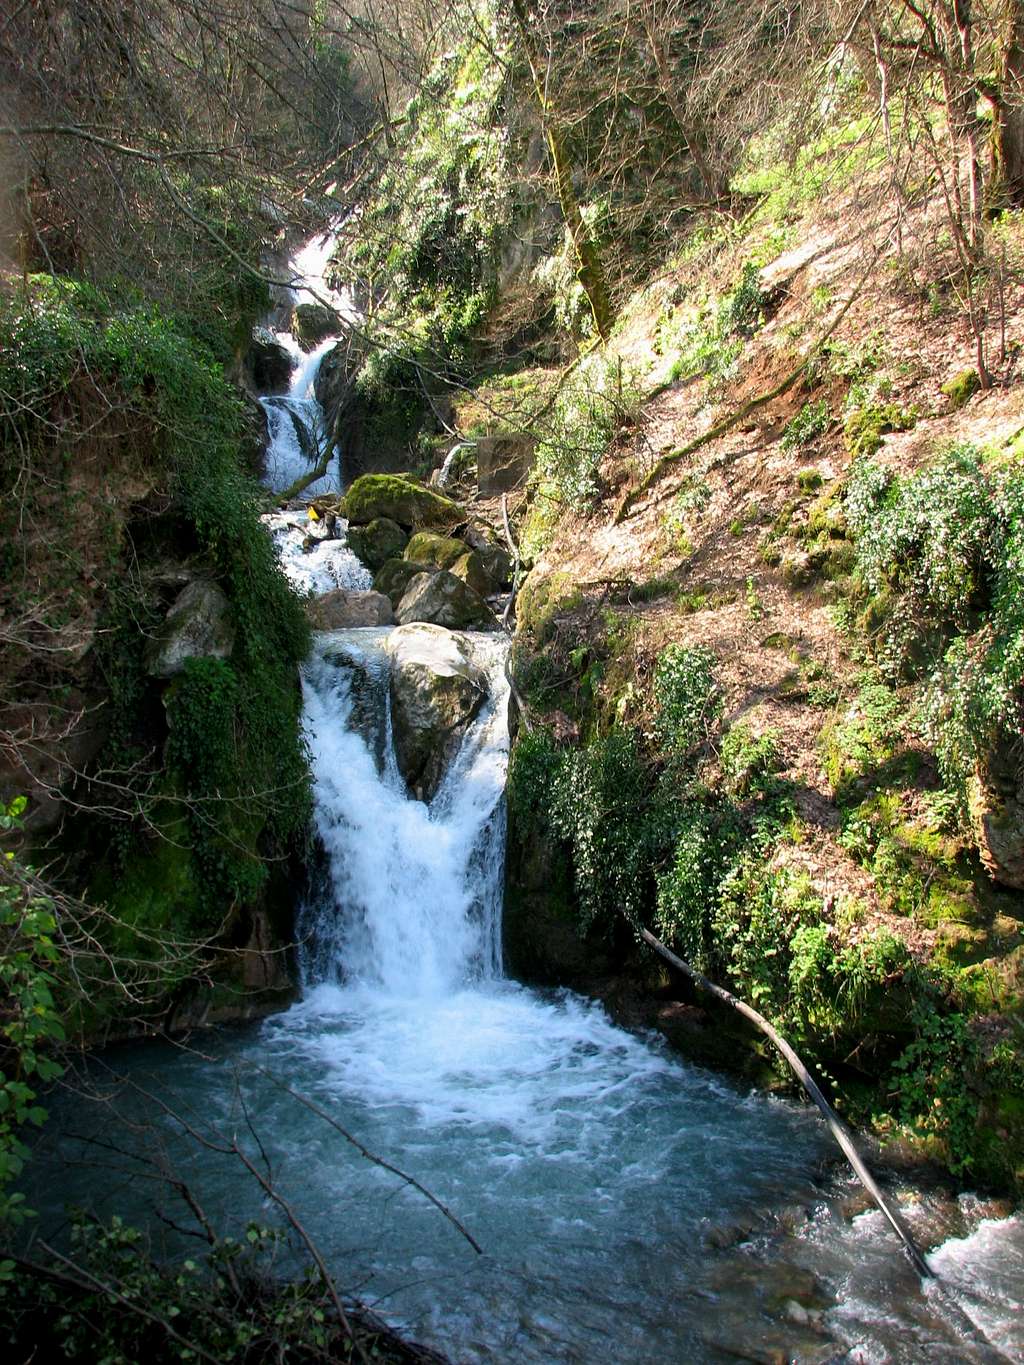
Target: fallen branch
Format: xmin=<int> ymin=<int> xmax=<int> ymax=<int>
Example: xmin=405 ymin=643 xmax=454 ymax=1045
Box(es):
xmin=637 ymin=926 xmax=934 ymax=1278
xmin=615 ymin=237 xmax=888 ymax=523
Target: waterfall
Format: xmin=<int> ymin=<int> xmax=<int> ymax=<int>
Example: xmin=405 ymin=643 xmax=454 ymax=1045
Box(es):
xmin=258 ymin=226 xmax=356 ymax=499
xmin=297 ymin=629 xmax=509 ymax=996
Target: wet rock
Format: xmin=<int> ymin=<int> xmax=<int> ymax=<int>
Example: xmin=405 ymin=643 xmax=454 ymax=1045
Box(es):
xmin=292 ymin=302 xmax=339 ymax=351
xmin=404 ymin=530 xmax=467 ymax=571
xmin=374 ymin=558 xmax=438 ymax=609
xmin=247 ymin=326 xmax=294 ymax=392
xmin=342 ymin=473 xmax=462 ymax=532
xmin=395 ymin=569 xmax=495 ymax=630
xmin=476 ymin=434 xmax=535 ymax=494
xmin=145 ymin=579 xmax=235 ymax=678
xmin=385 ymin=623 xmax=488 ymax=800
xmin=307 ymin=589 xmax=394 ymax=630
xmin=346 ymin=517 xmax=408 ymax=573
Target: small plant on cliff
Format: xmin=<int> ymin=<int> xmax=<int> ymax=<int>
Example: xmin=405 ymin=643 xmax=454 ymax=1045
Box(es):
xmin=653 ymin=644 xmax=721 ymax=757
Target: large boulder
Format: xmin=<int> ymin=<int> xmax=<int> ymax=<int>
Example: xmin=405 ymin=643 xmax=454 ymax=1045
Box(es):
xmin=395 ymin=569 xmax=495 ymax=629
xmin=385 ymin=623 xmax=488 ymax=800
xmin=460 ymin=519 xmax=514 ymax=587
xmin=476 ymin=434 xmax=535 ymax=495
xmin=293 ymin=302 xmax=340 ymax=352
xmin=307 ymin=589 xmax=394 ymax=630
xmin=374 ymin=558 xmax=438 ymax=608
xmin=404 ymin=531 xmax=467 ymax=571
xmin=346 ymin=517 xmax=408 ymax=573
xmin=146 ymin=579 xmax=235 ymax=678
xmin=248 ymin=327 xmax=294 ymax=392
xmin=342 ymin=474 xmax=462 ymax=532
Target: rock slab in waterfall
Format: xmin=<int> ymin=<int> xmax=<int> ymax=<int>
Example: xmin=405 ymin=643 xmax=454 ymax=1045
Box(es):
xmin=292 ymin=302 xmax=340 ymax=351
xmin=395 ymin=569 xmax=495 ymax=629
xmin=385 ymin=623 xmax=488 ymax=801
xmin=307 ymin=589 xmax=394 ymax=630
xmin=146 ymin=579 xmax=235 ymax=678
xmin=247 ymin=327 xmax=294 ymax=392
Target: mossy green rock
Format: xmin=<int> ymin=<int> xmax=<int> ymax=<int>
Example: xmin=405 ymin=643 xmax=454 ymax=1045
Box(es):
xmin=942 ymin=368 xmax=981 ymax=412
xmin=405 ymin=530 xmax=467 ymax=570
xmin=342 ymin=474 xmax=462 ymax=531
xmin=374 ymin=557 xmax=437 ymax=608
xmin=346 ymin=517 xmax=408 ymax=572
xmin=451 ymin=549 xmax=496 ymax=597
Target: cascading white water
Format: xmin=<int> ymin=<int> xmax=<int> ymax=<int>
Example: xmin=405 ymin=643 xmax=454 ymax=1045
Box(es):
xmin=297 ymin=629 xmax=508 ymax=996
xmin=258 ymin=227 xmax=357 ymax=498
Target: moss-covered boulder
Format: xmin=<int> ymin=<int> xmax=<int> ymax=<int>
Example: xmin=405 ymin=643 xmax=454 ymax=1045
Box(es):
xmin=341 ymin=474 xmax=462 ymax=531
xmin=451 ymin=549 xmax=497 ymax=597
xmin=292 ymin=302 xmax=340 ymax=352
xmin=384 ymin=623 xmax=488 ymax=800
xmin=373 ymin=558 xmax=438 ymax=608
xmin=404 ymin=531 xmax=467 ymax=570
xmin=395 ymin=569 xmax=495 ymax=629
xmin=346 ymin=517 xmax=408 ymax=572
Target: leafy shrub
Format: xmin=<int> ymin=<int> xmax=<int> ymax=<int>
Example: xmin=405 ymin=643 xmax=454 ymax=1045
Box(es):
xmin=781 ymin=399 xmax=830 ymax=450
xmin=534 ymin=354 xmax=644 ymax=510
xmin=655 ymin=800 xmax=742 ymax=971
xmin=893 ymin=1009 xmax=981 ymax=1174
xmin=653 ymin=644 xmax=721 ymax=756
xmin=0 ymin=801 xmax=66 ymax=1229
xmin=720 ymin=723 xmax=782 ymax=796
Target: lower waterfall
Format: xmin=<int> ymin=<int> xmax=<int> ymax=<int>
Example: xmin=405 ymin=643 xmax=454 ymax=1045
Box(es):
xmin=24 ymin=622 xmax=1024 ymax=1362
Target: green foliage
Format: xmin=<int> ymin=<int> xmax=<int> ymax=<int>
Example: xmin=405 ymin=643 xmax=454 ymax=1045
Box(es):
xmin=0 ymin=275 xmax=311 ymax=938
xmin=845 ymin=445 xmax=1024 ymax=794
xmin=781 ymin=399 xmax=830 ymax=450
xmin=720 ymin=723 xmax=782 ymax=796
xmin=508 ymin=730 xmax=672 ymax=933
xmin=0 ymin=801 xmax=66 ymax=1228
xmin=843 ymin=401 xmax=918 ymax=458
xmin=892 ymin=1010 xmax=981 ymax=1174
xmin=0 ymin=1213 xmax=406 ymax=1363
xmin=534 ymin=354 xmax=645 ymax=510
xmin=654 ymin=261 xmax=767 ymax=386
xmin=655 ymin=800 xmax=742 ymax=972
xmin=653 ymin=644 xmax=721 ymax=756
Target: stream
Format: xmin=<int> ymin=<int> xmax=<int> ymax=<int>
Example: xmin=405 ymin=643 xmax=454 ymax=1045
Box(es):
xmin=24 ymin=232 xmax=1024 ymax=1364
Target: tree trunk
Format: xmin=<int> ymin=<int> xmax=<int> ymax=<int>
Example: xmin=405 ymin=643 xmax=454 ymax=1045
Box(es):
xmin=507 ymin=0 xmax=612 ymax=340
xmin=643 ymin=24 xmax=729 ymax=204
xmin=993 ymin=0 xmax=1024 ymax=206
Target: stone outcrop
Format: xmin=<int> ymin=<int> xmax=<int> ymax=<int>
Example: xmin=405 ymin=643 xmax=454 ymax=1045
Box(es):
xmin=247 ymin=327 xmax=294 ymax=391
xmin=385 ymin=623 xmax=488 ymax=800
xmin=306 ymin=589 xmax=394 ymax=630
xmin=342 ymin=473 xmax=462 ymax=532
xmin=969 ymin=738 xmax=1024 ymax=890
xmin=346 ymin=517 xmax=408 ymax=572
xmin=145 ymin=579 xmax=235 ymax=678
xmin=292 ymin=302 xmax=340 ymax=351
xmin=395 ymin=569 xmax=495 ymax=629
xmin=476 ymin=434 xmax=535 ymax=495
xmin=451 ymin=549 xmax=497 ymax=597
xmin=374 ymin=558 xmax=437 ymax=608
